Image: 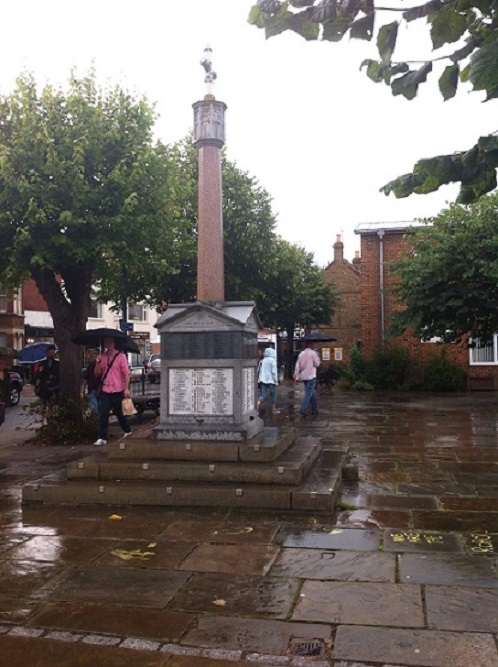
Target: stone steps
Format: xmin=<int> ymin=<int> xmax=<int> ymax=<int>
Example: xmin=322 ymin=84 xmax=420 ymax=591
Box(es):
xmin=21 ymin=425 xmax=348 ymax=513
xmin=106 ymin=427 xmax=296 ymax=463
xmin=22 ymin=449 xmax=345 ymax=512
xmin=66 ymin=435 xmax=321 ymax=486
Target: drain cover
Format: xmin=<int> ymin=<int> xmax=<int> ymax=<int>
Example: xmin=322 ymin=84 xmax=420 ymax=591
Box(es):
xmin=292 ymin=641 xmax=325 ymax=657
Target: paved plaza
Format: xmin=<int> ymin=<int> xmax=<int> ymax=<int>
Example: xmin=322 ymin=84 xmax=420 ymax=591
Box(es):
xmin=0 ymin=384 xmax=496 ymax=666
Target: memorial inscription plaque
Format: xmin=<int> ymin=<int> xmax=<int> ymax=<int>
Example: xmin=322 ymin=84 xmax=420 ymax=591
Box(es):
xmin=169 ymin=368 xmax=233 ymax=416
xmin=242 ymin=366 xmax=255 ymax=415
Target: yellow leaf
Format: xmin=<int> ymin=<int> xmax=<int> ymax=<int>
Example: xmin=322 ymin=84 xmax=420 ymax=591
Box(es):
xmin=212 ymin=598 xmax=226 ymax=607
xmin=108 ymin=514 xmax=123 ymax=521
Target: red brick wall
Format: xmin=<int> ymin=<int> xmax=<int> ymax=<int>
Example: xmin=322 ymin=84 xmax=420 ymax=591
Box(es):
xmin=322 ymin=246 xmax=361 ymax=365
xmin=360 ymin=230 xmax=498 ymax=389
xmin=23 ymin=278 xmax=50 ymax=311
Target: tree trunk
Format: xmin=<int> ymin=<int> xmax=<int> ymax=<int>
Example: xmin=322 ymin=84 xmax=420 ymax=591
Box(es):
xmin=32 ymin=266 xmax=92 ymax=403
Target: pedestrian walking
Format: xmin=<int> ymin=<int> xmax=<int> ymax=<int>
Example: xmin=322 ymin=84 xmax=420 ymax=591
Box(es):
xmin=257 ymin=347 xmax=280 ymax=415
xmin=82 ymin=348 xmax=99 ymax=414
xmin=93 ymin=336 xmax=132 ymax=446
xmin=34 ymin=344 xmax=60 ymax=425
xmin=294 ymin=341 xmax=320 ymax=417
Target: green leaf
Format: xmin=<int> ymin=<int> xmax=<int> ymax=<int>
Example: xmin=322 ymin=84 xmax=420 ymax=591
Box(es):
xmin=377 ymin=22 xmax=398 ymax=65
xmin=288 ymin=13 xmax=320 ymax=39
xmin=322 ymin=17 xmax=351 ymax=41
xmin=349 ymin=13 xmax=375 ymax=40
xmin=449 ymin=37 xmax=477 ymax=63
xmin=248 ymin=5 xmax=271 ymax=27
xmin=308 ymin=0 xmax=337 ymax=23
xmin=403 ymin=0 xmax=442 ymax=22
xmin=438 ymin=64 xmax=459 ymax=100
xmin=467 ymin=41 xmax=498 ymax=100
xmin=380 ymin=172 xmax=426 ymax=198
xmin=429 ymin=7 xmax=467 ymax=50
xmin=361 ymin=59 xmax=385 ymax=83
xmin=477 ymin=135 xmax=498 ymax=152
xmin=391 ymin=62 xmax=432 ymax=100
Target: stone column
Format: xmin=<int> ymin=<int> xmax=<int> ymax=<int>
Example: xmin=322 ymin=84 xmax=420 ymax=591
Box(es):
xmin=193 ymin=97 xmax=227 ymax=303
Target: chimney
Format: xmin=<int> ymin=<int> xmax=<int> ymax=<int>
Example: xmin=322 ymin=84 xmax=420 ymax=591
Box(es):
xmin=352 ymin=250 xmax=361 ymax=270
xmin=333 ymin=234 xmax=344 ymax=262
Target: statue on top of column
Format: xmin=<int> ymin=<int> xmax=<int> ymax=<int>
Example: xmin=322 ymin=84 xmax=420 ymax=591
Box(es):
xmin=200 ymin=46 xmax=217 ymax=95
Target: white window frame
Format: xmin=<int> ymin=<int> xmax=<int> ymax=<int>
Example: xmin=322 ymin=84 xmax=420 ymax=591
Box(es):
xmin=469 ymin=335 xmax=498 ymax=365
xmin=88 ymin=300 xmax=103 ymax=319
xmin=128 ymin=303 xmax=146 ymax=322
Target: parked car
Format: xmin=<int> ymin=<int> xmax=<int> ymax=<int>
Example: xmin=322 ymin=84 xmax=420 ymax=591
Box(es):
xmin=144 ymin=354 xmax=161 ymax=383
xmin=9 ymin=371 xmax=24 ymax=406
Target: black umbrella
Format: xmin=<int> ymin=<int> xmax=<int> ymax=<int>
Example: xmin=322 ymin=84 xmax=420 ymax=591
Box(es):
xmin=71 ymin=327 xmax=140 ymax=354
xmin=302 ymin=331 xmax=337 ymax=342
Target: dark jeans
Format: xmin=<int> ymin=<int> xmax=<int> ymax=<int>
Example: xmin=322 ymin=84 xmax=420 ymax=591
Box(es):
xmin=98 ymin=391 xmax=130 ymax=440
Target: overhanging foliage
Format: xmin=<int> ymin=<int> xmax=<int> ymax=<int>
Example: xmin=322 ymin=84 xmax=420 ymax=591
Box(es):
xmin=249 ymin=0 xmax=498 ymax=202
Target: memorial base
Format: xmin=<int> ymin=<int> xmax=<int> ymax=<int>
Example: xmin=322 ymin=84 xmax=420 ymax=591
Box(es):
xmin=154 ymin=418 xmax=263 ymax=442
xmin=156 ymin=301 xmax=265 ymax=442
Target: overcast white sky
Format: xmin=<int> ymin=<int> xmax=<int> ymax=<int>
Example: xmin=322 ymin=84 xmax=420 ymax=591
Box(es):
xmin=2 ymin=1 xmax=497 ymax=264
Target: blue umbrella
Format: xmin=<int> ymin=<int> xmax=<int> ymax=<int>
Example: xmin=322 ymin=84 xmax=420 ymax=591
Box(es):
xmin=19 ymin=342 xmax=58 ymax=364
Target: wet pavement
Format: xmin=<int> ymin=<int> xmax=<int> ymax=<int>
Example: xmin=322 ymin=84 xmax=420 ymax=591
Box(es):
xmin=0 ymin=385 xmax=497 ymax=665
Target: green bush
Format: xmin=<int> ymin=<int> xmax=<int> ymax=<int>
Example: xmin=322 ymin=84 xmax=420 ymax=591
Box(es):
xmin=40 ymin=396 xmax=98 ymax=445
xmin=367 ymin=344 xmax=412 ymax=390
xmin=421 ymin=351 xmax=467 ymax=392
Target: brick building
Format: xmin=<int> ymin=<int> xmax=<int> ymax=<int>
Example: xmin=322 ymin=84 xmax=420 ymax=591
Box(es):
xmin=0 ymin=287 xmax=24 ymax=350
xmin=355 ymin=221 xmax=498 ymax=390
xmin=321 ymin=235 xmax=361 ymax=365
xmin=23 ymin=278 xmax=54 ymax=343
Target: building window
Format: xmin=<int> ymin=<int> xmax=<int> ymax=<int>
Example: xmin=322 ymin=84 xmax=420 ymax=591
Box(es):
xmin=88 ymin=300 xmax=103 ymax=319
xmin=469 ymin=335 xmax=498 ymax=365
xmin=12 ymin=288 xmax=22 ymax=315
xmin=0 ymin=294 xmax=6 ymax=313
xmin=129 ymin=303 xmax=146 ymax=321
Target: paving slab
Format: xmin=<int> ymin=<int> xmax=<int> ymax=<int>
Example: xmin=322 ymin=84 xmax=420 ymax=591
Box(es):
xmin=32 ymin=564 xmax=191 ymax=608
xmin=464 ymin=531 xmax=498 ymax=555
xmin=0 ymin=559 xmax=63 ymax=597
xmin=0 ymin=596 xmax=44 ymax=624
xmin=159 ymin=518 xmax=279 ymax=545
xmin=167 ymin=572 xmax=300 ymax=619
xmin=277 ymin=527 xmax=380 ymax=551
xmin=3 ymin=534 xmax=114 ymax=564
xmin=333 ymin=625 xmax=498 ymax=667
xmin=292 ymin=581 xmax=423 ymax=627
xmin=177 ymin=543 xmax=279 ymax=576
xmin=270 ymin=548 xmax=395 ymax=582
xmin=399 ymin=553 xmax=498 ymax=587
xmin=383 ymin=529 xmax=464 ymax=553
xmin=95 ymin=539 xmax=196 ymax=570
xmin=335 ymin=508 xmax=411 ymax=530
xmin=425 ymin=586 xmax=498 ymax=632
xmin=30 ymin=601 xmax=194 ymax=642
xmin=182 ymin=615 xmax=330 ymax=654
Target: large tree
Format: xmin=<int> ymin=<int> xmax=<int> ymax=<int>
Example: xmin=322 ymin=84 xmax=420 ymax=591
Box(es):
xmin=258 ymin=239 xmax=338 ymax=377
xmin=0 ymin=72 xmax=183 ymax=400
xmin=389 ymin=192 xmax=498 ymax=342
xmin=249 ymin=0 xmax=498 ymax=203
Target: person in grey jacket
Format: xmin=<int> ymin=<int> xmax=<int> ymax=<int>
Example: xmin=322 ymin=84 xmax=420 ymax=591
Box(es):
xmin=257 ymin=347 xmax=280 ymax=415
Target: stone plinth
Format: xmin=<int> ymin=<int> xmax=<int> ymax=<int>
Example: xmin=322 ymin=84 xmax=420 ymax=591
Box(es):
xmin=154 ymin=301 xmax=264 ymax=441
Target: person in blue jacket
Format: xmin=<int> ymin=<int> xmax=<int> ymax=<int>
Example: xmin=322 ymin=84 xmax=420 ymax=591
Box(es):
xmin=257 ymin=347 xmax=280 ymax=415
